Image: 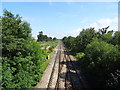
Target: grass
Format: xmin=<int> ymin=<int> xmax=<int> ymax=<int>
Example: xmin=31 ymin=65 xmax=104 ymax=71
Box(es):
xmin=38 ymin=40 xmax=58 ymax=78
xmin=39 ymin=40 xmax=58 ymax=49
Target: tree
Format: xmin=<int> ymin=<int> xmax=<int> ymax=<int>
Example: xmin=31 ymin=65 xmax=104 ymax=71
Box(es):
xmin=112 ymin=31 xmax=120 ymax=46
xmin=2 ymin=9 xmax=31 ymax=58
xmin=39 ymin=31 xmax=43 ymax=35
xmin=75 ymin=28 xmax=97 ymax=52
xmin=37 ymin=31 xmax=52 ymax=42
xmin=99 ymin=26 xmax=109 ymax=35
xmin=53 ymin=37 xmax=57 ymax=41
xmin=2 ymin=10 xmax=46 ymax=88
xmin=37 ymin=31 xmax=43 ymax=41
xmin=62 ymin=26 xmax=120 ymax=88
xmin=83 ymin=38 xmax=120 ymax=87
xmin=100 ymin=30 xmax=113 ymax=44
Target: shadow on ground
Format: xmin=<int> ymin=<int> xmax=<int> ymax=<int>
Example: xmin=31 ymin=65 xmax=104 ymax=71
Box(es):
xmin=59 ymin=51 xmax=102 ymax=89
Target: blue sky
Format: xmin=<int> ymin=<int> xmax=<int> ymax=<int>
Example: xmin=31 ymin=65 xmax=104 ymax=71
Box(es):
xmin=2 ymin=2 xmax=118 ymax=39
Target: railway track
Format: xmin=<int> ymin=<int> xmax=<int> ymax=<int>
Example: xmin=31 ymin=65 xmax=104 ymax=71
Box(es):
xmin=65 ymin=49 xmax=85 ymax=90
xmin=56 ymin=43 xmax=67 ymax=89
xmin=47 ymin=43 xmax=61 ymax=89
xmin=35 ymin=41 xmax=89 ymax=90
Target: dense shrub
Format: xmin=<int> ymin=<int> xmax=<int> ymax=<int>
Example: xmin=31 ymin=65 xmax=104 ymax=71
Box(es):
xmin=62 ymin=36 xmax=76 ymax=51
xmin=112 ymin=31 xmax=120 ymax=46
xmin=83 ymin=38 xmax=120 ymax=87
xmin=75 ymin=52 xmax=85 ymax=60
xmin=2 ymin=10 xmax=47 ymax=88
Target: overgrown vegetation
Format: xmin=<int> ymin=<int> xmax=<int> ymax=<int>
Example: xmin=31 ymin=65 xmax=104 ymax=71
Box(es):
xmin=62 ymin=27 xmax=120 ymax=88
xmin=40 ymin=40 xmax=58 ymax=51
xmin=1 ymin=10 xmax=57 ymax=88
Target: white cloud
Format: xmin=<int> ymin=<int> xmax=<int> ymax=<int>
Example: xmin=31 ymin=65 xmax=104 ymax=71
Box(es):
xmin=89 ymin=17 xmax=118 ymax=31
xmin=68 ymin=17 xmax=118 ymax=38
xmin=68 ymin=28 xmax=82 ymax=37
xmin=90 ymin=22 xmax=98 ymax=28
xmin=46 ymin=28 xmax=82 ymax=39
xmin=98 ymin=17 xmax=117 ymax=26
xmin=32 ymin=34 xmax=37 ymax=39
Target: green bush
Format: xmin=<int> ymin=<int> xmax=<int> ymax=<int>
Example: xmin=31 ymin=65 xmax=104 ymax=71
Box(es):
xmin=2 ymin=10 xmax=48 ymax=88
xmin=75 ymin=52 xmax=85 ymax=60
xmin=83 ymin=38 xmax=120 ymax=87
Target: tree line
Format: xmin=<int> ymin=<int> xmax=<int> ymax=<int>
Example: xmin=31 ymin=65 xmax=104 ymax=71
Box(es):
xmin=37 ymin=31 xmax=57 ymax=42
xmin=62 ymin=27 xmax=120 ymax=88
